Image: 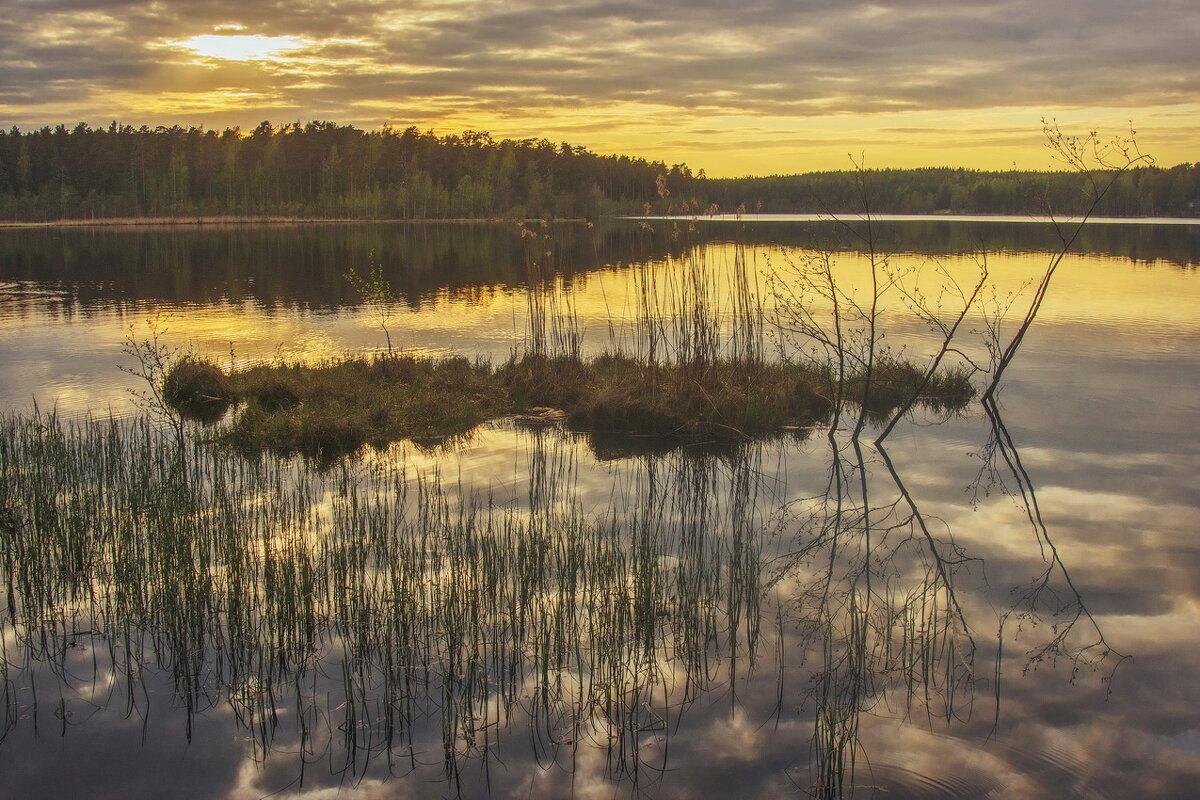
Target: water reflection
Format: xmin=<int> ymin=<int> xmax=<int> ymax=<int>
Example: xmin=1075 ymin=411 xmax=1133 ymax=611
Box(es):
xmin=0 ymin=418 xmax=782 ymax=796
xmin=763 ymin=408 xmax=1128 ymax=798
xmin=0 ymin=397 xmax=1139 ymax=798
xmin=2 ymin=221 xmax=1196 ymax=421
xmin=694 ymin=218 xmax=1200 ymax=269
xmin=0 ymin=220 xmax=1194 ymax=318
xmin=1 ymin=220 xmax=1197 ymax=797
xmin=0 ymin=222 xmax=651 ymax=313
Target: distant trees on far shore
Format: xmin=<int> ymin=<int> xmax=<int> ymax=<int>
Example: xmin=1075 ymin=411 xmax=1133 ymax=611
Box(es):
xmin=1 ymin=121 xmax=1196 ymax=222
xmin=0 ymin=121 xmax=668 ymax=222
xmin=697 ymin=164 xmax=1200 ymax=218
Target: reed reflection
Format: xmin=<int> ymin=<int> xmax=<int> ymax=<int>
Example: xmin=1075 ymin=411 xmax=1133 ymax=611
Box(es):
xmin=0 ymin=418 xmax=780 ymax=796
xmin=772 ymin=431 xmax=975 ymax=798
xmin=0 ymin=397 xmax=1125 ymax=797
xmin=765 ymin=402 xmax=1124 ymax=798
xmin=975 ymin=394 xmax=1126 ymax=690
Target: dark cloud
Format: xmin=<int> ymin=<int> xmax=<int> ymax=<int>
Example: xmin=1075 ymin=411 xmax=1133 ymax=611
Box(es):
xmin=1 ymin=0 xmax=1196 ymax=170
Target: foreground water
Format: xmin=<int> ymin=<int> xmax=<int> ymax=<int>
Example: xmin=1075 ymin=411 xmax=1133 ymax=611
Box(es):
xmin=1 ymin=219 xmax=1198 ymax=798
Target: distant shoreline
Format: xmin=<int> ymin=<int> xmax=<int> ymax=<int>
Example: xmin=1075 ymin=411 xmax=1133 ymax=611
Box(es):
xmin=0 ymin=216 xmax=542 ymax=229
xmin=631 ymin=212 xmax=1200 ymax=226
xmin=1 ymin=212 xmax=1196 ymax=230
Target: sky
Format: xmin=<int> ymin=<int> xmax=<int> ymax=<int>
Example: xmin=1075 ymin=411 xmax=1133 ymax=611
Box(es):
xmin=1 ymin=0 xmax=1197 ymax=177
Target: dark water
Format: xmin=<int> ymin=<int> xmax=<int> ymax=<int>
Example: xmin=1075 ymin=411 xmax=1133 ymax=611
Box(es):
xmin=1 ymin=219 xmax=1198 ymax=798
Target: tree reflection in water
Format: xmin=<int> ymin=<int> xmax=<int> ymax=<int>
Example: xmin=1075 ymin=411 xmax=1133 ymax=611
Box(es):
xmin=0 ymin=403 xmax=1120 ymax=797
xmin=768 ymin=398 xmax=1125 ymax=798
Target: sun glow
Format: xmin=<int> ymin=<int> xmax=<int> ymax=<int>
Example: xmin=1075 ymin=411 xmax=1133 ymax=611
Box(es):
xmin=172 ymin=34 xmax=311 ymax=62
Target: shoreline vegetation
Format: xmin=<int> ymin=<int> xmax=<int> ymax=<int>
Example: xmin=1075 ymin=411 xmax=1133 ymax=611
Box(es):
xmin=151 ymin=219 xmax=982 ymax=461
xmin=2 ymin=121 xmax=1196 ymax=223
xmin=5 ymin=125 xmax=1149 ymax=462
xmin=163 ymin=350 xmax=974 ymax=460
xmin=0 ymin=215 xmax=559 ymax=228
xmin=2 ymin=210 xmax=1198 ymax=230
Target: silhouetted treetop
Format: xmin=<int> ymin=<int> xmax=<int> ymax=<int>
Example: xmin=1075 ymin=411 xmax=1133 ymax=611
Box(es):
xmin=0 ymin=122 xmax=1195 ymax=221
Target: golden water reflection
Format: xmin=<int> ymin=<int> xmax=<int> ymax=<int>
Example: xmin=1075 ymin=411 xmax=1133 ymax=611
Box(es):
xmin=0 ymin=221 xmax=1197 ymax=797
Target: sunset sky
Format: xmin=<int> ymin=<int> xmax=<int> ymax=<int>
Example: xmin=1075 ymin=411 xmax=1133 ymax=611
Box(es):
xmin=2 ymin=0 xmax=1196 ymax=176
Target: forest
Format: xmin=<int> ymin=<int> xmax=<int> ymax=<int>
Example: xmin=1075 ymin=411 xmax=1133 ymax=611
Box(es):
xmin=1 ymin=121 xmax=1197 ymax=221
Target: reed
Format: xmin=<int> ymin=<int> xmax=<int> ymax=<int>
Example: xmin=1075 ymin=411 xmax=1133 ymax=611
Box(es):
xmin=178 ymin=345 xmax=966 ymax=459
xmin=0 ymin=400 xmax=1103 ymax=795
xmin=161 ymin=230 xmax=972 ymax=459
xmin=0 ymin=413 xmax=777 ymax=787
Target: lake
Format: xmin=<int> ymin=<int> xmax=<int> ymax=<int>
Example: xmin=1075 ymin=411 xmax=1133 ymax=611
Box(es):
xmin=1 ymin=218 xmax=1198 ymax=798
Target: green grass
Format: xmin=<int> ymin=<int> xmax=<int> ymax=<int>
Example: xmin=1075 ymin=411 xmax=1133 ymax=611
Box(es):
xmin=509 ymin=352 xmax=832 ymax=437
xmin=848 ymin=355 xmax=976 ymax=419
xmin=218 ymin=355 xmax=507 ymax=458
xmin=165 ymin=349 xmax=974 ymax=459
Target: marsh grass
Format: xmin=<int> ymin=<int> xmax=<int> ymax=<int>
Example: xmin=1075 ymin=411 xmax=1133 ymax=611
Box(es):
xmin=848 ymin=355 xmax=976 ymax=419
xmin=0 ymin=412 xmax=775 ymax=787
xmin=165 ymin=227 xmax=973 ymax=460
xmin=508 ymin=352 xmax=832 ymax=437
xmin=219 ymin=355 xmax=508 ymax=459
xmin=172 ymin=347 xmax=966 ymax=459
xmin=0 ymin=407 xmax=1083 ymax=796
xmin=0 ymin=399 xmax=1092 ymax=796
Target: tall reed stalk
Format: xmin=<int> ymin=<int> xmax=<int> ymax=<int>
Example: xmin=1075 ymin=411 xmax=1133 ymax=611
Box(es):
xmin=0 ymin=412 xmax=777 ymax=790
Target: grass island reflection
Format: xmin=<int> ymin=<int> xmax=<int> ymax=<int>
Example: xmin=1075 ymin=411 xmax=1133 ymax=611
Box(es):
xmin=1 ymin=217 xmax=1198 ymax=798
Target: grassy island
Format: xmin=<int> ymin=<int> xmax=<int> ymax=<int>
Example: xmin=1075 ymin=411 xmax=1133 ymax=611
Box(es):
xmin=163 ymin=350 xmax=974 ymax=460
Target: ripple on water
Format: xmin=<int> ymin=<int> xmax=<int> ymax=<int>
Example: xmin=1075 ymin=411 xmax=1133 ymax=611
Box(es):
xmin=856 ymin=732 xmax=1114 ymax=800
xmin=863 ymin=763 xmax=998 ymax=799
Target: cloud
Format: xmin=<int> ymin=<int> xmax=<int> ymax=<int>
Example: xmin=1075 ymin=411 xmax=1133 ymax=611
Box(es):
xmin=1 ymin=0 xmax=1196 ymax=172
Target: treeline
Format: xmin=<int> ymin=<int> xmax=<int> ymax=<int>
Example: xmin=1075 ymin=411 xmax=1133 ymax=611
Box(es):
xmin=694 ymin=165 xmax=1200 ymax=217
xmin=0 ymin=121 xmax=676 ymax=221
xmin=1 ymin=121 xmax=1197 ymax=221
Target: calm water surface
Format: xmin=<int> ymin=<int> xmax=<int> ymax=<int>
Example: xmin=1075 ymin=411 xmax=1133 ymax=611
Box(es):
xmin=0 ymin=219 xmax=1198 ymax=798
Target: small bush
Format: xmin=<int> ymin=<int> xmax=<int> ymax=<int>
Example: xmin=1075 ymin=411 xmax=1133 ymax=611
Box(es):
xmin=163 ymin=358 xmax=233 ymax=422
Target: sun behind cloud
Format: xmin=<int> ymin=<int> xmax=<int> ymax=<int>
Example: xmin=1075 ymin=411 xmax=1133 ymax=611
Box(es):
xmin=1 ymin=0 xmax=1195 ymax=175
xmin=171 ymin=33 xmax=312 ymax=62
